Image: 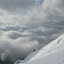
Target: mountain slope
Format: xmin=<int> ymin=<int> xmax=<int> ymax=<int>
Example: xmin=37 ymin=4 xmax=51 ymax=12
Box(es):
xmin=14 ymin=34 xmax=64 ymax=64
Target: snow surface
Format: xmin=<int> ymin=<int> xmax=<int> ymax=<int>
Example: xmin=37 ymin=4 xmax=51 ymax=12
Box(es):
xmin=14 ymin=34 xmax=64 ymax=64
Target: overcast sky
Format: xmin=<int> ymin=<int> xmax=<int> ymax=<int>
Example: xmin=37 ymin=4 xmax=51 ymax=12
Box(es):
xmin=0 ymin=0 xmax=64 ymax=64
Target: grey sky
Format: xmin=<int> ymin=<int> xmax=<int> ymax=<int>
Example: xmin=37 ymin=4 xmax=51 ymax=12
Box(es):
xmin=0 ymin=0 xmax=35 ymax=11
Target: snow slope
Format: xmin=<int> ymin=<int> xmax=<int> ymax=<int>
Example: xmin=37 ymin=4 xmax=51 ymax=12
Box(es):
xmin=14 ymin=34 xmax=64 ymax=64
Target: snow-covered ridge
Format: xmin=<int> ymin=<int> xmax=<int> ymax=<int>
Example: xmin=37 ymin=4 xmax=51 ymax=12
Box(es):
xmin=14 ymin=34 xmax=64 ymax=64
xmin=29 ymin=34 xmax=64 ymax=61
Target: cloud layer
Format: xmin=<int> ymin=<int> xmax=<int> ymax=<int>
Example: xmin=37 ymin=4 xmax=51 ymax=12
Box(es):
xmin=0 ymin=0 xmax=64 ymax=64
xmin=0 ymin=35 xmax=39 ymax=64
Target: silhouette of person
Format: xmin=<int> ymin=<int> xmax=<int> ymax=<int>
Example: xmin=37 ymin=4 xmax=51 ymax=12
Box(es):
xmin=34 ymin=49 xmax=35 ymax=51
xmin=58 ymin=40 xmax=59 ymax=43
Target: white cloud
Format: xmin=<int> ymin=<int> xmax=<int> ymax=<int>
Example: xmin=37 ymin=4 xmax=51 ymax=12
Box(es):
xmin=0 ymin=0 xmax=64 ymax=25
xmin=43 ymin=0 xmax=64 ymax=16
xmin=0 ymin=36 xmax=39 ymax=63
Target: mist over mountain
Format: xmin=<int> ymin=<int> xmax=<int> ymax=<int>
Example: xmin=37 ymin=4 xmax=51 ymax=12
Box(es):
xmin=0 ymin=0 xmax=64 ymax=64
